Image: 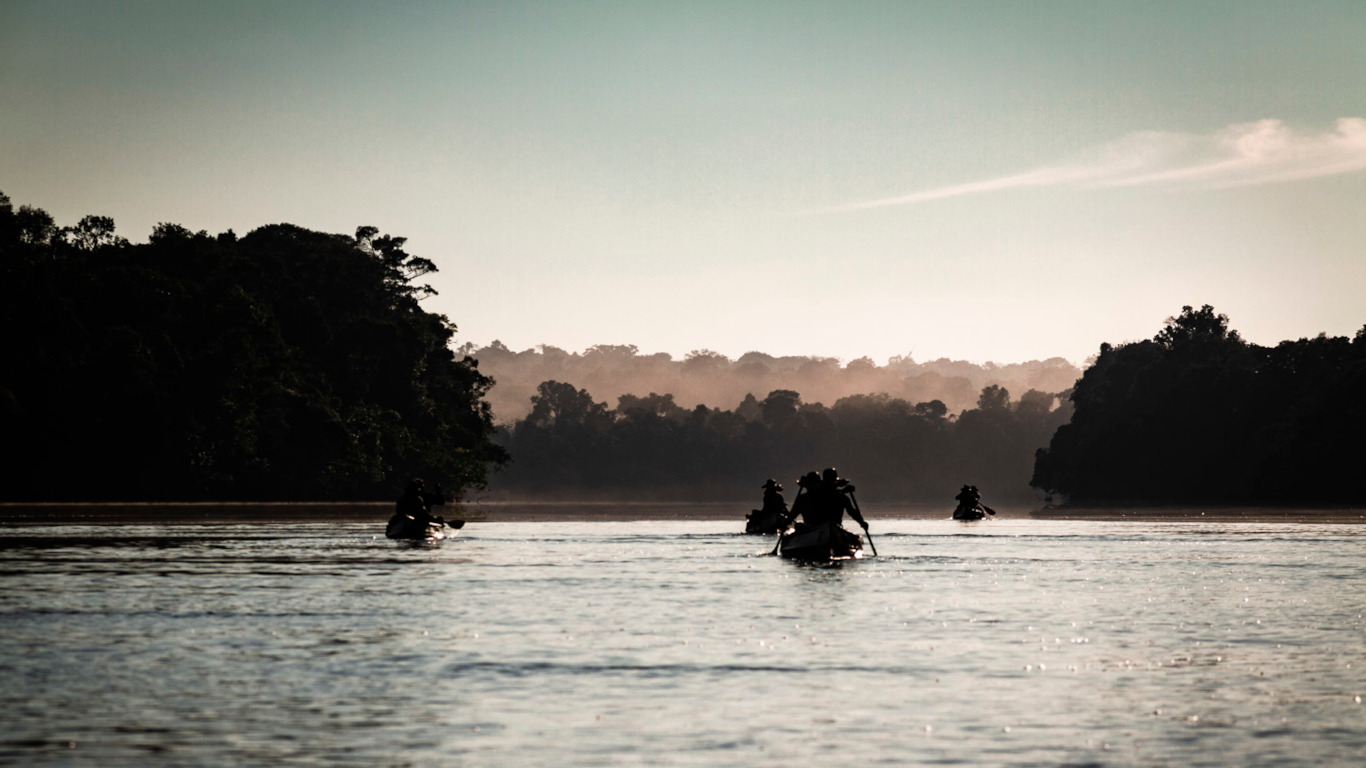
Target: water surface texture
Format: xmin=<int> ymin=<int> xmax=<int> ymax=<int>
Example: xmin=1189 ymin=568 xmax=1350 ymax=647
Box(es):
xmin=1 ymin=517 xmax=1363 ymax=766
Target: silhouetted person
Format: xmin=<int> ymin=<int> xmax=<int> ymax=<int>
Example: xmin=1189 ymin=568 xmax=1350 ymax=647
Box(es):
xmin=954 ymin=484 xmax=979 ymax=511
xmin=806 ymin=467 xmax=868 ymax=531
xmin=761 ymin=479 xmax=785 ymax=514
xmin=786 ymin=471 xmax=823 ymax=526
xmin=953 ymin=484 xmax=994 ymax=519
xmin=746 ymin=478 xmax=789 ymax=533
xmin=396 ymin=477 xmax=446 ymax=526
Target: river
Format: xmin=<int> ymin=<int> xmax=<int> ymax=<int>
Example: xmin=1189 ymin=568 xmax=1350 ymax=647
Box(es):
xmin=1 ymin=510 xmax=1363 ymax=766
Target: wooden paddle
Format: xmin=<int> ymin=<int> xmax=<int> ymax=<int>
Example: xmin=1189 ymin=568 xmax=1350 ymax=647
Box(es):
xmin=847 ymin=489 xmax=877 ymax=557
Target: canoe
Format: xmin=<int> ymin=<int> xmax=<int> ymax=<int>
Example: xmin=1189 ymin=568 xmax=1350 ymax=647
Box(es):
xmin=778 ymin=522 xmax=864 ymax=561
xmin=745 ymin=509 xmax=787 ymax=535
xmin=385 ymin=514 xmax=462 ymax=541
xmin=953 ymin=502 xmax=996 ymax=521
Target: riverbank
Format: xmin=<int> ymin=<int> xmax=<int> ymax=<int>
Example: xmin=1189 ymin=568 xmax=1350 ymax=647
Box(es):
xmin=0 ymin=501 xmax=751 ymax=525
xmin=2 ymin=501 xmax=1364 ymax=525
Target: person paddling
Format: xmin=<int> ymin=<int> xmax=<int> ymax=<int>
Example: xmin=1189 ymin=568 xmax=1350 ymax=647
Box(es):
xmin=809 ymin=467 xmax=868 ymax=532
xmin=746 ymin=479 xmax=789 ymax=534
xmin=785 ymin=471 xmax=823 ymax=527
xmin=775 ymin=467 xmax=874 ymax=559
xmin=953 ymin=484 xmax=995 ymax=519
xmin=395 ymin=477 xmax=447 ymax=527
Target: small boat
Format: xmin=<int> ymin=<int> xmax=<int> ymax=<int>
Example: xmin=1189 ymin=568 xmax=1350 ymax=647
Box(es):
xmin=745 ymin=509 xmax=786 ymax=535
xmin=778 ymin=522 xmax=864 ymax=561
xmin=385 ymin=514 xmax=463 ymax=541
xmin=952 ymin=503 xmax=995 ymax=521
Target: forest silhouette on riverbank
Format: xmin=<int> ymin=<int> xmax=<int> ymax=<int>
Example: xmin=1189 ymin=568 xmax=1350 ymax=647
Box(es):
xmin=483 ymin=307 xmax=1365 ymax=505
xmin=3 ymin=192 xmax=1362 ymax=506
xmin=487 ymin=381 xmax=1069 ymax=502
xmin=1033 ymin=305 xmax=1366 ymax=505
xmin=0 ymin=192 xmax=507 ymax=501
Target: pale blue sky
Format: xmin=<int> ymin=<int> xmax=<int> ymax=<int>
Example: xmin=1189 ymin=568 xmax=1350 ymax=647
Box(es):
xmin=3 ymin=0 xmax=1363 ymax=364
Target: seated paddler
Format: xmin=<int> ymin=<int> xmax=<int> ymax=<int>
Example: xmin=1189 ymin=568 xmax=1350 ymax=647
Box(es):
xmin=395 ymin=477 xmax=446 ymax=527
xmin=747 ymin=478 xmax=790 ymax=533
xmin=785 ymin=471 xmax=822 ymax=528
xmin=954 ymin=484 xmax=982 ymax=516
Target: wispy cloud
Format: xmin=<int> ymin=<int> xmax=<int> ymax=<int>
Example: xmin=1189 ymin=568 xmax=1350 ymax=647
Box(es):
xmin=824 ymin=118 xmax=1366 ymax=212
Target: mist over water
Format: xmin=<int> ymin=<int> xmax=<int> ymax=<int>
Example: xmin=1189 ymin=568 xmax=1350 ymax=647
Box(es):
xmin=2 ymin=512 xmax=1363 ymax=766
xmin=466 ymin=343 xmax=1081 ymax=422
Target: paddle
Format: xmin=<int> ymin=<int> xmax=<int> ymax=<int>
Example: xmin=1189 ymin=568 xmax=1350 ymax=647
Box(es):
xmin=982 ymin=504 xmax=997 ymax=516
xmin=424 ymin=482 xmax=465 ymax=529
xmin=847 ymin=489 xmax=877 ymax=557
xmin=770 ymin=486 xmax=805 ymax=555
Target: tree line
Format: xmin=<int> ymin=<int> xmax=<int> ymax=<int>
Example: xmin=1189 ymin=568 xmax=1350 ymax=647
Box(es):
xmin=0 ymin=192 xmax=507 ymax=501
xmin=462 ymin=341 xmax=1080 ymax=424
xmin=6 ymin=192 xmax=1358 ymax=506
xmin=487 ymin=381 xmax=1072 ymax=503
xmin=1032 ymin=305 xmax=1366 ymax=505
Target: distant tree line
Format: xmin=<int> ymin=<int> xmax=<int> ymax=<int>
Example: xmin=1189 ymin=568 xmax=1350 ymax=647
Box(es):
xmin=463 ymin=341 xmax=1080 ymax=424
xmin=0 ymin=192 xmax=507 ymax=501
xmin=488 ymin=381 xmax=1072 ymax=503
xmin=10 ymin=193 xmax=1353 ymax=507
xmin=1032 ymin=305 xmax=1366 ymax=504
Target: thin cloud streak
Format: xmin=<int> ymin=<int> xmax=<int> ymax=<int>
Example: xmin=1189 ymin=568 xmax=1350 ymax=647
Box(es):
xmin=824 ymin=118 xmax=1366 ymax=213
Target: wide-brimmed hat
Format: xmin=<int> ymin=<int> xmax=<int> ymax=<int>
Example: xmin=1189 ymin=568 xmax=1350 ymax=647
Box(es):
xmin=762 ymin=478 xmax=783 ymax=491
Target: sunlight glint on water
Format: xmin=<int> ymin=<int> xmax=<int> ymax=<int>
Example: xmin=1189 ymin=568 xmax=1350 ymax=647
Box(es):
xmin=0 ymin=517 xmax=1363 ymax=766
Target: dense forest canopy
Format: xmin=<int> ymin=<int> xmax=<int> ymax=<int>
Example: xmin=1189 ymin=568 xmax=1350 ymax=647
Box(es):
xmin=1032 ymin=305 xmax=1366 ymax=504
xmin=0 ymin=192 xmax=507 ymax=501
xmin=486 ymin=379 xmax=1072 ymax=503
xmin=463 ymin=341 xmax=1081 ymax=423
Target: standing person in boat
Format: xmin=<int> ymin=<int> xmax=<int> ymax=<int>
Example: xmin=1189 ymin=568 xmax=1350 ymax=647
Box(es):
xmin=746 ymin=479 xmax=789 ymax=533
xmin=808 ymin=467 xmax=869 ymax=532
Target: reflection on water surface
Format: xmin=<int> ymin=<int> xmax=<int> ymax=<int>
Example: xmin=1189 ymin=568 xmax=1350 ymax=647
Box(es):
xmin=1 ymin=516 xmax=1363 ymax=767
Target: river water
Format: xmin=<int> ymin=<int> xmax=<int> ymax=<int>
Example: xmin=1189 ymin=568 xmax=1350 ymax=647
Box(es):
xmin=1 ymin=513 xmax=1363 ymax=766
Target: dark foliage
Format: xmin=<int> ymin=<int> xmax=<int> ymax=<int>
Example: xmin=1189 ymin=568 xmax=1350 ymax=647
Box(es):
xmin=1032 ymin=305 xmax=1366 ymax=504
xmin=492 ymin=382 xmax=1072 ymax=503
xmin=0 ymin=192 xmax=507 ymax=501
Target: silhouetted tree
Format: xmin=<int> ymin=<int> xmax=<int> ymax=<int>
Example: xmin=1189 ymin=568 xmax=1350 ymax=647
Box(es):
xmin=0 ymin=192 xmax=506 ymax=501
xmin=1033 ymin=306 xmax=1364 ymax=504
xmin=491 ymin=378 xmax=1070 ymax=502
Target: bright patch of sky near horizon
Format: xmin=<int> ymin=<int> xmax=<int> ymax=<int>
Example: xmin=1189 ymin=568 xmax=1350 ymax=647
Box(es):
xmin=2 ymin=0 xmax=1363 ymax=365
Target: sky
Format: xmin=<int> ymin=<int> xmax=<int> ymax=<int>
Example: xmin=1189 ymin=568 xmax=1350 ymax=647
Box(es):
xmin=2 ymin=0 xmax=1363 ymax=366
